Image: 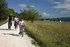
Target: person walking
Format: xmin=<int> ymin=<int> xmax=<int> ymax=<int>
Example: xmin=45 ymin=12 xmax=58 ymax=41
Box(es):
xmin=14 ymin=16 xmax=19 ymax=30
xmin=8 ymin=14 xmax=13 ymax=30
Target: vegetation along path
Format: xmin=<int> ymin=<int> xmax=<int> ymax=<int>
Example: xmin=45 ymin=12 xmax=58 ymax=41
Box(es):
xmin=0 ymin=22 xmax=38 ymax=47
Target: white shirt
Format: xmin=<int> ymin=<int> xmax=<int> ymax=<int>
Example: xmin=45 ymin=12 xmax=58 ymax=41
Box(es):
xmin=14 ymin=17 xmax=18 ymax=22
xmin=20 ymin=21 xmax=24 ymax=25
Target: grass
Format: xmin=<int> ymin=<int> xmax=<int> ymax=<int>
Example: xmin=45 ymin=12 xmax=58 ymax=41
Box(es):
xmin=25 ymin=20 xmax=70 ymax=47
xmin=0 ymin=20 xmax=7 ymax=26
xmin=31 ymin=40 xmax=38 ymax=46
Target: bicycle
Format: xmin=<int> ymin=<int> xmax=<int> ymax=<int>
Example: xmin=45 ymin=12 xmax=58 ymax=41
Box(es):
xmin=19 ymin=25 xmax=24 ymax=37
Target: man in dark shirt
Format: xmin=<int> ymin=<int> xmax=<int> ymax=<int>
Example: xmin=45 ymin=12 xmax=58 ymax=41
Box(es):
xmin=8 ymin=14 xmax=13 ymax=29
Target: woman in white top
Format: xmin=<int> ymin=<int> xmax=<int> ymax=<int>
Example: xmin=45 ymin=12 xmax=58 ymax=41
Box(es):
xmin=19 ymin=19 xmax=24 ymax=37
xmin=14 ymin=16 xmax=19 ymax=30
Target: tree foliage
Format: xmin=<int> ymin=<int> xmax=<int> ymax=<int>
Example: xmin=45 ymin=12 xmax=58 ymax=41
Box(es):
xmin=0 ymin=0 xmax=9 ymax=20
xmin=19 ymin=5 xmax=42 ymax=22
xmin=8 ymin=8 xmax=18 ymax=18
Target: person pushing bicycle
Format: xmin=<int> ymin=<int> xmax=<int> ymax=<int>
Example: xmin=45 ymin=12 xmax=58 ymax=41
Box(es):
xmin=19 ymin=19 xmax=24 ymax=37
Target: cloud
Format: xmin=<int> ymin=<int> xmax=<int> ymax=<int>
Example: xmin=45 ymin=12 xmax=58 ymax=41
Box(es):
xmin=60 ymin=11 xmax=69 ymax=14
xmin=65 ymin=0 xmax=70 ymax=2
xmin=42 ymin=12 xmax=50 ymax=17
xmin=54 ymin=2 xmax=61 ymax=4
xmin=19 ymin=4 xmax=35 ymax=8
xmin=53 ymin=0 xmax=70 ymax=10
xmin=60 ymin=10 xmax=70 ymax=16
xmin=19 ymin=4 xmax=26 ymax=7
xmin=31 ymin=5 xmax=35 ymax=7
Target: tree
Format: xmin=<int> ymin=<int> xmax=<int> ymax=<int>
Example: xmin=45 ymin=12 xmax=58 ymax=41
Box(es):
xmin=18 ymin=9 xmax=26 ymax=20
xmin=19 ymin=9 xmax=31 ymax=21
xmin=0 ymin=0 xmax=9 ymax=20
xmin=19 ymin=5 xmax=42 ymax=22
xmin=8 ymin=8 xmax=18 ymax=18
xmin=26 ymin=5 xmax=41 ymax=22
xmin=28 ymin=8 xmax=41 ymax=22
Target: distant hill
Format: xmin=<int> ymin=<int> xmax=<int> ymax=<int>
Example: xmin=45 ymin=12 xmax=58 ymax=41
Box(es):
xmin=38 ymin=17 xmax=70 ymax=21
xmin=50 ymin=17 xmax=70 ymax=21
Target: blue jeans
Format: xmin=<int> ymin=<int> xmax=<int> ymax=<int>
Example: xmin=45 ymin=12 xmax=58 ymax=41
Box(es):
xmin=20 ymin=25 xmax=24 ymax=32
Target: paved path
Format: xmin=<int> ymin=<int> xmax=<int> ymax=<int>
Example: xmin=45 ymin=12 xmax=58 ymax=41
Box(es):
xmin=0 ymin=22 xmax=37 ymax=47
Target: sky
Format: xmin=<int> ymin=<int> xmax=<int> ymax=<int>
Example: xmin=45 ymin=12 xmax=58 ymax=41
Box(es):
xmin=6 ymin=0 xmax=70 ymax=18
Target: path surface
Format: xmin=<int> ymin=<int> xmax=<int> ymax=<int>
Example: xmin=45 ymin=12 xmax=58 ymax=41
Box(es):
xmin=0 ymin=22 xmax=37 ymax=47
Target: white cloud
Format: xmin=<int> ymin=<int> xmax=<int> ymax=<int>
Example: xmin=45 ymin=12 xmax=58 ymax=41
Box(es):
xmin=60 ymin=10 xmax=69 ymax=14
xmin=42 ymin=12 xmax=50 ymax=17
xmin=54 ymin=2 xmax=61 ymax=4
xmin=65 ymin=0 xmax=70 ymax=2
xmin=31 ymin=5 xmax=35 ymax=7
xmin=19 ymin=4 xmax=35 ymax=8
xmin=60 ymin=10 xmax=70 ymax=16
xmin=53 ymin=0 xmax=70 ymax=10
xmin=19 ymin=4 xmax=26 ymax=7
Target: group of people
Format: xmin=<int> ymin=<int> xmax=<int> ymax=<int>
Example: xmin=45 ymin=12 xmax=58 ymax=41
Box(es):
xmin=8 ymin=14 xmax=24 ymax=37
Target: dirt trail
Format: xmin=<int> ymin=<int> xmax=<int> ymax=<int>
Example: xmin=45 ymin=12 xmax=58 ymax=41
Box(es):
xmin=0 ymin=22 xmax=37 ymax=47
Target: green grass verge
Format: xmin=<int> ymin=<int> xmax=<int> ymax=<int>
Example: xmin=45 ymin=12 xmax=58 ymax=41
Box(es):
xmin=25 ymin=21 xmax=70 ymax=47
xmin=0 ymin=20 xmax=7 ymax=26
